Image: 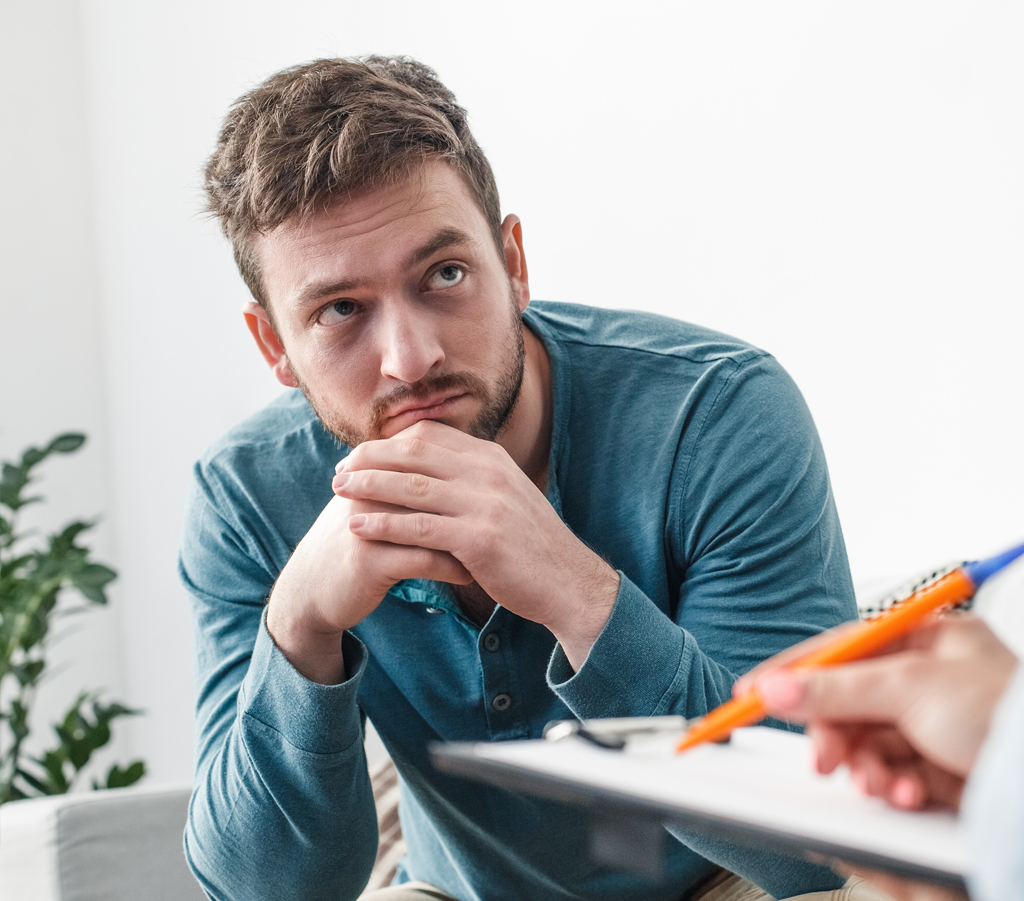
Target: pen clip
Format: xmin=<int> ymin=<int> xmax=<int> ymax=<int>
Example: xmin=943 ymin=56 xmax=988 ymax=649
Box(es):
xmin=543 ymin=716 xmax=689 ymax=752
xmin=575 ymin=727 xmax=627 ymax=750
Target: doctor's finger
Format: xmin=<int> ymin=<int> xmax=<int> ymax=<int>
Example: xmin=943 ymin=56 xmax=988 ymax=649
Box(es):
xmin=754 ymin=656 xmax=921 ymax=725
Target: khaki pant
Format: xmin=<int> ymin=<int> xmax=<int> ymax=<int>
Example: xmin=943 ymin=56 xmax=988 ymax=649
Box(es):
xmin=358 ymin=873 xmax=895 ymax=901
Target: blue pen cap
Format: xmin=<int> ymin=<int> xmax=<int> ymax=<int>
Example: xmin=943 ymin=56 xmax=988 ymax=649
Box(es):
xmin=963 ymin=540 xmax=1024 ymax=588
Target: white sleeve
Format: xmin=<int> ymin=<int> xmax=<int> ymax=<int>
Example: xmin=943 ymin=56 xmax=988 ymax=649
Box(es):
xmin=962 ymin=664 xmax=1024 ymax=901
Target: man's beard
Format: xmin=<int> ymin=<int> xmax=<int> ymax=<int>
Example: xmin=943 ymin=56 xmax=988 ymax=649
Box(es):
xmin=296 ymin=295 xmax=527 ymax=449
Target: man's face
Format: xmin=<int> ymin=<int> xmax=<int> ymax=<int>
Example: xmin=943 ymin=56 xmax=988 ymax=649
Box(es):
xmin=248 ymin=161 xmax=530 ymax=448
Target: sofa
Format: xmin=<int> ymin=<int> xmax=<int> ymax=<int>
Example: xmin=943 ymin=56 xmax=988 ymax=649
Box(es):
xmin=2 ymin=556 xmax=1021 ymax=900
xmin=0 ymin=757 xmax=404 ymax=901
xmin=0 ymin=782 xmax=204 ymax=901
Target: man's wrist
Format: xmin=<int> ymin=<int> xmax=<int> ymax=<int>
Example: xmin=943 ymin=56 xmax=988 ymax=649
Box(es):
xmin=547 ymin=562 xmax=620 ymax=672
xmin=266 ymin=602 xmax=347 ymax=685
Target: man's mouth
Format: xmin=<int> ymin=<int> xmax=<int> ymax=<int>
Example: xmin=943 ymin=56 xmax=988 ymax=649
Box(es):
xmin=385 ymin=392 xmax=467 ymax=430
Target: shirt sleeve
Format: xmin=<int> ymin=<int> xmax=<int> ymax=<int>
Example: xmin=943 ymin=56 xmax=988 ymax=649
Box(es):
xmin=547 ymin=352 xmax=855 ymax=897
xmin=179 ymin=463 xmax=378 ymax=901
xmin=963 ymin=663 xmax=1024 ymax=901
xmin=549 ymin=352 xmax=855 ymax=718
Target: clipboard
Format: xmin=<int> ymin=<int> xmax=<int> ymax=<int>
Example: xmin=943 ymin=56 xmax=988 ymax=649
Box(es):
xmin=431 ymin=725 xmax=968 ymax=889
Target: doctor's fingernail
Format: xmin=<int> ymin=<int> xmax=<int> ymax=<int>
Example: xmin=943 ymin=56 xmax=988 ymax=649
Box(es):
xmin=349 ymin=514 xmax=367 ymax=530
xmin=333 ymin=473 xmax=350 ymax=491
xmin=891 ymin=776 xmax=921 ymax=810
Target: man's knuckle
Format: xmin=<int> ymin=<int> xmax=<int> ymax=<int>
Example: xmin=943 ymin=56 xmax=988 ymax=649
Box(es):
xmin=407 ymin=472 xmax=431 ymax=498
xmin=402 ymin=437 xmax=427 ymax=459
xmin=412 ymin=513 xmax=435 ymax=541
xmin=479 ymin=470 xmax=502 ymax=493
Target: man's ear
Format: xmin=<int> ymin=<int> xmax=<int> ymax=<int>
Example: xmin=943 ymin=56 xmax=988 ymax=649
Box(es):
xmin=243 ymin=302 xmax=299 ymax=388
xmin=501 ymin=214 xmax=530 ymax=312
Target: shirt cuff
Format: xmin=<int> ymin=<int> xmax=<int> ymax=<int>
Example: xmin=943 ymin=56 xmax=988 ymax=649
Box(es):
xmin=547 ymin=571 xmax=688 ymax=719
xmin=239 ymin=609 xmax=368 ymax=755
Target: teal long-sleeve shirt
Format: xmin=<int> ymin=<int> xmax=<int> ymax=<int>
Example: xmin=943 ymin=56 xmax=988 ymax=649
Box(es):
xmin=179 ymin=301 xmax=856 ymax=901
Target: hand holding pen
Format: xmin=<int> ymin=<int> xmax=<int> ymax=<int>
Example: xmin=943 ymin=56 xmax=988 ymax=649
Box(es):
xmin=756 ymin=615 xmax=1018 ymax=808
xmin=676 ymin=541 xmax=1024 ymax=756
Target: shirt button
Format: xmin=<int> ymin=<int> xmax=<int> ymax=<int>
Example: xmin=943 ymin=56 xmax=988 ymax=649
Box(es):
xmin=425 ymin=606 xmax=445 ymax=615
xmin=492 ymin=693 xmax=512 ymax=711
xmin=483 ymin=632 xmax=500 ymax=652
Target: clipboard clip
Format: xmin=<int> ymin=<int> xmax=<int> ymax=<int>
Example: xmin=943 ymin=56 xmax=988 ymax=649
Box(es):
xmin=543 ymin=716 xmax=690 ymax=751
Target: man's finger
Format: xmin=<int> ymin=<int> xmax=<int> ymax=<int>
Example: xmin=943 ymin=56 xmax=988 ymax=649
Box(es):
xmin=339 ymin=434 xmax=454 ymax=478
xmin=350 ymin=510 xmax=455 ymax=554
xmin=338 ymin=420 xmax=495 ymax=476
xmin=334 ymin=468 xmax=456 ymax=516
xmin=368 ymin=540 xmax=473 ymax=587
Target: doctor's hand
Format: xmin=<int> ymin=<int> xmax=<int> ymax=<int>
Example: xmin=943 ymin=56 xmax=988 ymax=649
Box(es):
xmin=743 ymin=615 xmax=1017 ymax=811
xmin=832 ymin=865 xmax=968 ymax=901
xmin=332 ymin=419 xmax=619 ymax=670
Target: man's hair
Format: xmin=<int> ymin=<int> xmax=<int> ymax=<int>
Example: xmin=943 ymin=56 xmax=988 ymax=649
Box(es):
xmin=204 ymin=56 xmax=502 ymax=307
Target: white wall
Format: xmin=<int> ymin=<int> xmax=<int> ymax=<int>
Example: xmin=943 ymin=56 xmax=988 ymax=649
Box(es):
xmin=0 ymin=0 xmax=129 ymax=780
xmin=3 ymin=1 xmax=1022 ymax=785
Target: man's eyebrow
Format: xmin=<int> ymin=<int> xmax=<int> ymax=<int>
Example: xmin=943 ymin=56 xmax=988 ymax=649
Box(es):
xmin=295 ymin=276 xmax=360 ymax=306
xmin=293 ymin=228 xmax=482 ymax=307
xmin=406 ymin=227 xmax=479 ymax=268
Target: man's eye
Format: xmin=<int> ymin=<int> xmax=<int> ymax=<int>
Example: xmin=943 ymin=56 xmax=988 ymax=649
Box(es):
xmin=426 ymin=264 xmax=464 ymax=290
xmin=317 ymin=300 xmax=356 ymax=326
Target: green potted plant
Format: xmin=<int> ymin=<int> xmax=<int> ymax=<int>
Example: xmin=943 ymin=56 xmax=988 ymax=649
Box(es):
xmin=0 ymin=433 xmax=145 ymax=804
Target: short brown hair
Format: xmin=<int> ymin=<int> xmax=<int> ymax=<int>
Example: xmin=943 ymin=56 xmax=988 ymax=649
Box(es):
xmin=203 ymin=56 xmax=502 ymax=306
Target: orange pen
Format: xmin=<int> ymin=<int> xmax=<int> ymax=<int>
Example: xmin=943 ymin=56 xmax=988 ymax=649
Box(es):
xmin=675 ymin=540 xmax=1024 ymax=754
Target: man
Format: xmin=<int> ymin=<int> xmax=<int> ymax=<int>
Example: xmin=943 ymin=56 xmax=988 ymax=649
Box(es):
xmin=180 ymin=56 xmax=860 ymax=901
xmin=747 ymin=613 xmax=1022 ymax=901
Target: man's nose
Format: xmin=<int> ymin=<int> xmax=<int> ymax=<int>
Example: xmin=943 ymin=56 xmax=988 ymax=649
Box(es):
xmin=377 ymin=302 xmax=445 ymax=384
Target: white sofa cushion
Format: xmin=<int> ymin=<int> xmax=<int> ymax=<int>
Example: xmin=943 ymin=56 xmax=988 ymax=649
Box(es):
xmin=0 ymin=783 xmax=205 ymax=901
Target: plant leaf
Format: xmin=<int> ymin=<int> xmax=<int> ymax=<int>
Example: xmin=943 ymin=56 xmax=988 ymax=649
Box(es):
xmin=10 ymin=658 xmax=46 ymax=688
xmin=0 ymin=432 xmax=141 ymax=805
xmin=46 ymin=434 xmax=86 ymax=455
xmin=6 ymin=700 xmax=29 ymax=743
xmin=32 ymin=693 xmax=143 ymax=788
xmin=17 ymin=767 xmax=57 ymax=796
xmin=69 ymin=563 xmax=117 ymax=603
xmin=0 ymin=462 xmax=30 ymax=511
xmin=34 ymin=749 xmax=70 ymax=794
xmin=103 ymin=760 xmax=146 ymax=789
xmin=1 ymin=552 xmax=35 ymax=578
xmin=51 ymin=520 xmax=95 ymax=556
xmin=21 ymin=447 xmax=46 ymax=468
